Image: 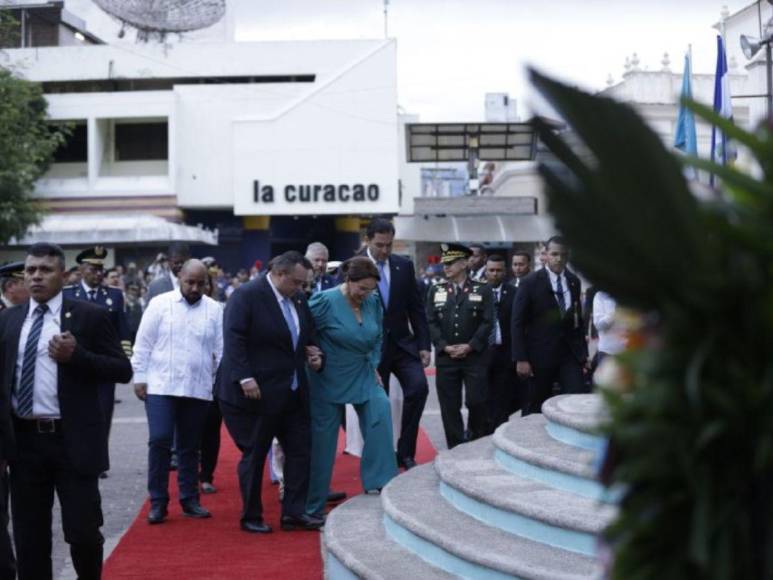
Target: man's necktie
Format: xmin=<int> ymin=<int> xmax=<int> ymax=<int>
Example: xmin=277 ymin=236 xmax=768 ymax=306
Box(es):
xmin=556 ymin=275 xmax=567 ymax=315
xmin=88 ymin=289 xmax=96 ymax=301
xmin=16 ymin=304 xmax=48 ymax=417
xmin=281 ymin=298 xmax=299 ymax=391
xmin=377 ymin=261 xmax=389 ymax=309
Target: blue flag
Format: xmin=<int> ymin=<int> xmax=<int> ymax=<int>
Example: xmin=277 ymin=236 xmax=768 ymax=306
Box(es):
xmin=710 ymin=35 xmax=735 ymax=184
xmin=674 ymin=51 xmax=697 ymax=158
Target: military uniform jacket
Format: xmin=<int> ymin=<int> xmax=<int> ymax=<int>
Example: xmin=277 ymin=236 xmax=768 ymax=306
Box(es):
xmin=63 ymin=284 xmax=132 ymax=357
xmin=427 ymin=277 xmax=494 ymax=365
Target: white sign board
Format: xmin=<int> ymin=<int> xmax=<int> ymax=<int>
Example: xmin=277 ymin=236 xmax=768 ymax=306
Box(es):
xmin=232 ymin=118 xmax=399 ymax=216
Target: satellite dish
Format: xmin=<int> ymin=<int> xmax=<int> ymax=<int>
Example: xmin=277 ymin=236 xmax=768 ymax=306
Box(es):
xmin=94 ymin=0 xmax=226 ymax=42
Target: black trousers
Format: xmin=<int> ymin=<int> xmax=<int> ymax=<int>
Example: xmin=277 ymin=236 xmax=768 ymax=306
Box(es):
xmin=10 ymin=430 xmax=103 ymax=580
xmin=435 ymin=357 xmax=489 ymax=449
xmin=199 ymin=401 xmax=222 ymax=484
xmin=0 ymin=466 xmax=15 ymax=580
xmin=524 ymin=351 xmax=587 ymax=416
xmin=378 ymin=342 xmax=428 ymax=461
xmin=98 ymin=382 xmax=115 ymax=440
xmin=219 ymin=394 xmax=310 ymax=522
xmin=487 ymin=345 xmax=523 ymax=433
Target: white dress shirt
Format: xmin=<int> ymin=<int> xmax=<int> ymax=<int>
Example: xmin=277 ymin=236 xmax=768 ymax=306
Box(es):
xmin=365 ymin=248 xmax=391 ymax=286
xmin=593 ymin=291 xmax=626 ymax=355
xmin=131 ymin=290 xmax=223 ymax=401
xmin=546 ymin=268 xmax=571 ymax=310
xmin=81 ymin=279 xmax=98 ymax=300
xmin=491 ymin=284 xmax=503 ymax=345
xmin=12 ymin=292 xmax=63 ymax=418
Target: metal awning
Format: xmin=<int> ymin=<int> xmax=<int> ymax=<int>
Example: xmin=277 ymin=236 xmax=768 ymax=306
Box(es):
xmin=7 ymin=213 xmax=218 ymax=246
xmin=395 ymin=214 xmax=556 ymax=243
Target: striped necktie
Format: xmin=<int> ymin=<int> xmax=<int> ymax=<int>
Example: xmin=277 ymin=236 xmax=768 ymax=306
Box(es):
xmin=16 ymin=304 xmax=49 ymax=417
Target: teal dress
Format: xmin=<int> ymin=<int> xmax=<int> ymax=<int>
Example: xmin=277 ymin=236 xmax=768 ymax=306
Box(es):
xmin=305 ymin=287 xmax=398 ymax=516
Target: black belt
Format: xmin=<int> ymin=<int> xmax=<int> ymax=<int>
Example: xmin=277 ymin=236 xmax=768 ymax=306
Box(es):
xmin=13 ymin=416 xmax=62 ymax=434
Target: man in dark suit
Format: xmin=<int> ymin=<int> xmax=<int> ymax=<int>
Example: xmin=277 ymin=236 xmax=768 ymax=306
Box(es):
xmin=216 ymin=251 xmax=323 ymax=534
xmin=360 ymin=219 xmax=431 ymax=470
xmin=510 ymin=251 xmax=532 ymax=289
xmin=0 ymin=242 xmax=132 ymax=580
xmin=484 ymin=255 xmax=521 ymax=432
xmin=511 ymin=236 xmax=588 ymax=415
xmin=305 ymin=242 xmax=336 ymax=294
xmin=147 ymin=242 xmax=190 ymax=302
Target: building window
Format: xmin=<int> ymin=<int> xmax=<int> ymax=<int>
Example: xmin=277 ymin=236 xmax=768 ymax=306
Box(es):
xmin=52 ymin=122 xmax=87 ymax=163
xmin=115 ymin=122 xmax=168 ymax=161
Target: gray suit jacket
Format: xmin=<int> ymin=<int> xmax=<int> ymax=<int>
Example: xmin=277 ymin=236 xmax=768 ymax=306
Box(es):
xmin=147 ymin=274 xmax=175 ymax=302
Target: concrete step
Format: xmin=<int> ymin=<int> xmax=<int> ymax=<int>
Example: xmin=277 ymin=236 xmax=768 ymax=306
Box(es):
xmin=492 ymin=415 xmax=612 ymax=502
xmin=436 ymin=437 xmax=616 ymax=540
xmin=381 ymin=464 xmax=601 ymax=580
xmin=541 ymin=395 xmax=606 ymax=451
xmin=323 ymin=494 xmax=455 ymax=580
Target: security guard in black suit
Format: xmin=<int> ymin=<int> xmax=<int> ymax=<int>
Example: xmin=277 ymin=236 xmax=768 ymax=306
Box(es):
xmin=63 ymin=247 xmax=131 ymax=478
xmin=427 ymin=243 xmax=494 ymax=449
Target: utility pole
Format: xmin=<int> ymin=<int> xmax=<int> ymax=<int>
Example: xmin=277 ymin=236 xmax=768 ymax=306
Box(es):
xmin=384 ymin=0 xmax=390 ymax=38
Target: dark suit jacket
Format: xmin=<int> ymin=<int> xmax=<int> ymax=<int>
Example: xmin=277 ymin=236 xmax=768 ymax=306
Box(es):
xmin=489 ymin=282 xmax=516 ymax=354
xmin=315 ymin=274 xmax=336 ymax=293
xmin=510 ymin=268 xmax=587 ymax=369
xmin=357 ymin=252 xmax=431 ymax=357
xmin=216 ymin=275 xmax=317 ymax=415
xmin=0 ymin=298 xmax=132 ymax=474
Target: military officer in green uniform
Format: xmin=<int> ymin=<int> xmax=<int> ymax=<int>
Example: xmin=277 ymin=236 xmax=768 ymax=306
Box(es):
xmin=427 ymin=243 xmax=494 ymax=449
xmin=63 ymin=246 xmax=131 ymax=478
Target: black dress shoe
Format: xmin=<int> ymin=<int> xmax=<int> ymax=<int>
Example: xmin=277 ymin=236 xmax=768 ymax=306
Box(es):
xmin=181 ymin=501 xmax=211 ymax=519
xmin=280 ymin=513 xmax=324 ymax=531
xmin=397 ymin=456 xmax=417 ymax=470
xmin=241 ymin=519 xmax=272 ymax=534
xmin=147 ymin=505 xmax=168 ymax=524
xmin=326 ymin=490 xmax=347 ymax=503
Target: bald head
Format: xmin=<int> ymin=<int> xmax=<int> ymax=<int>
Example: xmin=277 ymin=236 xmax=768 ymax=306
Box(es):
xmin=179 ymin=259 xmax=208 ymax=304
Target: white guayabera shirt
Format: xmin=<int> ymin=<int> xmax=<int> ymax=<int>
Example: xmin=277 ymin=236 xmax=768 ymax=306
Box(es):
xmin=131 ymin=290 xmax=223 ymax=401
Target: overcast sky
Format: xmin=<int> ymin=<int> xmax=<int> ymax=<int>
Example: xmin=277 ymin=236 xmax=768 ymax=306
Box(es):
xmin=70 ymin=0 xmax=755 ymax=121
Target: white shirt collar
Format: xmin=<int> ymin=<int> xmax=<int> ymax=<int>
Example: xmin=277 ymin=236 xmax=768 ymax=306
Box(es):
xmin=81 ymin=280 xmax=98 ymax=295
xmin=267 ymin=272 xmax=288 ymax=304
xmin=366 ymin=247 xmax=388 ymax=266
xmin=546 ymin=268 xmax=566 ymax=284
xmin=32 ymin=291 xmax=63 ymax=316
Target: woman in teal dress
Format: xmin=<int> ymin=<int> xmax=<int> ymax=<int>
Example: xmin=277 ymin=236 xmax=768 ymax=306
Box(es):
xmin=305 ymin=257 xmax=398 ymax=517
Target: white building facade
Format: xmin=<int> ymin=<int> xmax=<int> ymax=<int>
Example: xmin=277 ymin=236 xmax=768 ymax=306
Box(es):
xmin=3 ymin=25 xmax=400 ymax=270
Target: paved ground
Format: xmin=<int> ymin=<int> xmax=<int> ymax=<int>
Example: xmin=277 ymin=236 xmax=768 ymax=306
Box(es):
xmin=46 ymin=375 xmax=450 ymax=579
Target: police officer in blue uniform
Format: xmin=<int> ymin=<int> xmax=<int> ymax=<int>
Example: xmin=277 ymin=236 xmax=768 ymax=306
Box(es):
xmin=63 ymin=246 xmax=131 ymax=478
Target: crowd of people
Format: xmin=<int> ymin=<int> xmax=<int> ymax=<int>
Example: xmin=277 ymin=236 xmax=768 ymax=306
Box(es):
xmin=0 ymin=218 xmax=619 ymax=580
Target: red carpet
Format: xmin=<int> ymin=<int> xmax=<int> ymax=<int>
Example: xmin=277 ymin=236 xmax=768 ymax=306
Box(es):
xmin=103 ymin=427 xmax=436 ymax=579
